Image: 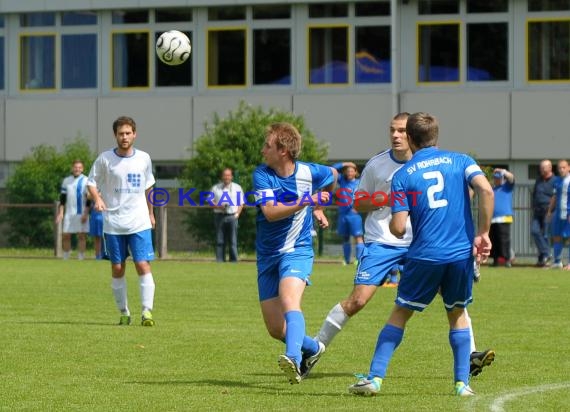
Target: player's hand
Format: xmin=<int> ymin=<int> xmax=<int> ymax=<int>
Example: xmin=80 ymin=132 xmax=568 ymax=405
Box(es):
xmin=473 ymin=233 xmax=492 ymax=264
xmin=312 ymin=191 xmax=331 ymax=206
xmin=313 ymin=208 xmax=329 ymax=229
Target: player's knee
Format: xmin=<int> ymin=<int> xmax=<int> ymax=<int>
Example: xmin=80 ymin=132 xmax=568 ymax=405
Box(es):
xmin=343 ymin=296 xmax=368 ymax=316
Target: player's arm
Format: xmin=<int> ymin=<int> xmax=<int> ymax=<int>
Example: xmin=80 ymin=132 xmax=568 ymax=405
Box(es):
xmin=87 ymin=184 xmax=106 ymax=212
xmin=354 ymin=191 xmax=388 ymax=213
xmin=145 ymin=187 xmax=156 ymax=228
xmin=470 ymin=174 xmax=494 ymax=262
xmin=389 ymin=210 xmax=408 ymax=239
xmin=546 ymin=193 xmax=556 ymax=220
xmin=55 ymin=192 xmax=66 ymax=223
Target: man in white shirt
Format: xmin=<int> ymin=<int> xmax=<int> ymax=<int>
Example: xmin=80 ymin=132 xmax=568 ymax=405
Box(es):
xmin=211 ymin=168 xmax=244 ymax=262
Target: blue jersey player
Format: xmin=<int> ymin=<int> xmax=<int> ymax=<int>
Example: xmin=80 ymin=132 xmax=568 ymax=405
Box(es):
xmin=546 ymin=159 xmax=570 ymax=269
xmin=332 ymin=161 xmax=364 ymax=265
xmin=348 ymin=112 xmax=494 ymax=397
xmin=253 ymin=122 xmax=337 ymax=385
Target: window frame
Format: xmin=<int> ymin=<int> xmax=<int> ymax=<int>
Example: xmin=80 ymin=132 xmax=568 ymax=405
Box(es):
xmin=307 ymin=23 xmax=350 ymax=87
xmin=526 ymin=17 xmax=570 ymax=84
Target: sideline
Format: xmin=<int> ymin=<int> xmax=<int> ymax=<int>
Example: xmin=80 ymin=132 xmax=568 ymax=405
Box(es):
xmin=465 ymin=382 xmax=570 ymax=412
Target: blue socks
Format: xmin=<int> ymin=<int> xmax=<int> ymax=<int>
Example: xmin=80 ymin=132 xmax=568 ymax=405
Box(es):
xmin=343 ymin=241 xmax=352 ymax=264
xmin=368 ymin=324 xmax=404 ymax=379
xmin=449 ymin=328 xmax=471 ymax=384
xmin=284 ymin=310 xmax=306 ymax=366
xmin=553 ymin=242 xmax=563 ymax=263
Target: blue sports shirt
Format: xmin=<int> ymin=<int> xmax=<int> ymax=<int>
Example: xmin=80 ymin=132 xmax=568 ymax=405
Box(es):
xmin=553 ymin=175 xmax=570 ymax=220
xmin=253 ymin=161 xmax=334 ymax=257
xmin=391 ymin=147 xmax=484 ymax=263
xmin=332 ymin=162 xmax=360 ymax=214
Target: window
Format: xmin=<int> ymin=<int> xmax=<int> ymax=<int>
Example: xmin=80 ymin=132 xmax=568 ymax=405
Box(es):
xmin=207 ymin=29 xmax=246 ymax=86
xmin=112 ymin=31 xmax=149 ymax=88
xmin=62 ymin=34 xmax=97 ymax=88
xmin=418 ymin=23 xmax=460 ymax=82
xmin=467 ymin=23 xmax=508 ymax=81
xmin=155 ymin=31 xmax=192 ymax=87
xmin=20 ymin=35 xmax=56 ymax=90
xmin=355 ymin=1 xmax=390 ymax=16
xmin=112 ymin=10 xmax=148 ymax=24
xmin=467 ymin=0 xmax=508 ymax=13
xmin=309 ymin=3 xmax=348 ymax=18
xmin=253 ymin=29 xmax=291 ymax=85
xmin=309 ymin=26 xmax=348 ymax=85
xmin=20 ymin=12 xmax=55 ymax=27
xmin=208 ymin=7 xmax=246 ymax=21
xmin=528 ymin=0 xmax=570 ymax=11
xmin=156 ymin=8 xmax=192 ymax=22
xmin=355 ymin=26 xmax=391 ymax=83
xmin=62 ymin=11 xmax=97 ymax=25
xmin=252 ymin=5 xmax=291 ymax=19
xmin=419 ymin=0 xmax=459 ymax=15
xmin=528 ymin=19 xmax=570 ymax=81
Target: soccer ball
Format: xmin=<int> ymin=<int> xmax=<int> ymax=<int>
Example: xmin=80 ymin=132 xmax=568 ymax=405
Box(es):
xmin=156 ymin=30 xmax=192 ymax=66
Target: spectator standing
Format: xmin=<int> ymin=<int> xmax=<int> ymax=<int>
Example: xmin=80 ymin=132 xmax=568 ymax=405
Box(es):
xmin=332 ymin=161 xmax=364 ymax=265
xmin=211 ymin=168 xmax=244 ymax=262
xmin=490 ymin=168 xmax=515 ymax=267
xmin=55 ymin=160 xmax=89 ymax=260
xmin=546 ymin=160 xmax=570 ymax=269
xmin=531 ymin=160 xmax=556 ymax=266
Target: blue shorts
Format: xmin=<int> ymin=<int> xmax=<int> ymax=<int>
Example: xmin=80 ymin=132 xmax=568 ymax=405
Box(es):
xmin=396 ymin=257 xmax=474 ymax=312
xmin=257 ymin=249 xmax=314 ymax=301
xmin=354 ymin=243 xmax=408 ymax=286
xmin=550 ymin=217 xmax=570 ymax=238
xmin=104 ymin=229 xmax=155 ymax=264
xmin=89 ymin=211 xmax=103 ymax=237
xmin=337 ymin=212 xmax=364 ymax=238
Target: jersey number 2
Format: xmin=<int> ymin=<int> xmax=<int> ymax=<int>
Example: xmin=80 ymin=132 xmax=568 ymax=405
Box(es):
xmin=423 ymin=171 xmax=448 ymax=209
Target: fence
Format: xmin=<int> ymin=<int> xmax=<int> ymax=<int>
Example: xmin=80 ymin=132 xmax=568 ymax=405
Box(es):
xmin=0 ymin=183 xmax=540 ymax=259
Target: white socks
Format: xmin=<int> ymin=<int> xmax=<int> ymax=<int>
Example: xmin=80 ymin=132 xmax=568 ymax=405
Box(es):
xmin=316 ymin=303 xmax=351 ymax=346
xmin=112 ymin=277 xmax=129 ymax=315
xmin=112 ymin=273 xmax=155 ymax=315
xmin=465 ymin=309 xmax=476 ymax=353
xmin=139 ymin=273 xmax=155 ymax=312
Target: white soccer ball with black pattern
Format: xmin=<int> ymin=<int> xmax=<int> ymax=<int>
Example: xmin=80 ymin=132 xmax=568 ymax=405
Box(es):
xmin=156 ymin=30 xmax=192 ymax=66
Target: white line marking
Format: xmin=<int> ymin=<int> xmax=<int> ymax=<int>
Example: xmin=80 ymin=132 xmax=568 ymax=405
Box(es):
xmin=489 ymin=382 xmax=570 ymax=412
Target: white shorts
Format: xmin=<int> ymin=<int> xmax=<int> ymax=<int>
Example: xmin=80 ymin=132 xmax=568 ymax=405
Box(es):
xmin=63 ymin=214 xmax=89 ymax=233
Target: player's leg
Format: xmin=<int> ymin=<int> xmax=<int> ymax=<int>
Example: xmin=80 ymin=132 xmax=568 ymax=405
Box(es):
xmin=62 ymin=233 xmax=72 ymax=259
xmin=441 ymin=258 xmax=475 ymax=395
xmin=228 ymin=216 xmax=239 ymax=262
xmin=106 ymin=234 xmax=130 ymax=324
xmin=130 ymin=230 xmax=156 ymax=326
xmin=348 ymin=213 xmax=365 ymax=263
xmin=77 ymin=232 xmax=87 ymax=260
xmin=348 ymin=305 xmax=413 ymax=396
xmin=316 ymin=244 xmax=405 ymax=348
xmin=337 ymin=215 xmax=351 ymax=264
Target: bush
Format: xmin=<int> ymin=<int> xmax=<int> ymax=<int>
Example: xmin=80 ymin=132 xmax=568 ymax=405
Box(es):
xmin=2 ymin=137 xmax=95 ymax=247
xmin=181 ymin=101 xmax=329 ymax=253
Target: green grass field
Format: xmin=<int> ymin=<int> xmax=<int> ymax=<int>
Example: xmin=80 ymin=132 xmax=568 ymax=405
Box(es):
xmin=1 ymin=258 xmax=569 ymax=411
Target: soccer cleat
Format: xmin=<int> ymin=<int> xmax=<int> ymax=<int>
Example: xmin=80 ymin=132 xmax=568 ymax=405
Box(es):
xmin=141 ymin=310 xmax=155 ymax=326
xmin=118 ymin=315 xmax=131 ymax=326
xmin=278 ymin=355 xmax=302 ymax=384
xmin=381 ymin=282 xmax=398 ymax=288
xmin=454 ymin=381 xmax=475 ymax=396
xmin=300 ymin=341 xmax=326 ymax=379
xmin=470 ymin=349 xmax=495 ymax=377
xmin=348 ymin=374 xmax=382 ymax=396
xmin=473 ymin=262 xmax=481 ymax=282
xmin=547 ymin=262 xmax=563 ymax=269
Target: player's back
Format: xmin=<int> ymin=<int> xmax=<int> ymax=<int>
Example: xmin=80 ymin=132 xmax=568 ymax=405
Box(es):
xmin=392 ymin=147 xmax=482 ymax=263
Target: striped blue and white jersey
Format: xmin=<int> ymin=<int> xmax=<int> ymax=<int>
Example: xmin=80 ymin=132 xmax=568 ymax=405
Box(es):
xmin=253 ymin=161 xmax=334 ymax=257
xmin=553 ymin=175 xmax=570 ymax=220
xmin=60 ymin=174 xmax=88 ymax=216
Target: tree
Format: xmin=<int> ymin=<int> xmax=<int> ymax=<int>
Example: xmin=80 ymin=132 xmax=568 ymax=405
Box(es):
xmin=181 ymin=101 xmax=329 ymax=253
xmin=2 ymin=137 xmax=95 ymax=247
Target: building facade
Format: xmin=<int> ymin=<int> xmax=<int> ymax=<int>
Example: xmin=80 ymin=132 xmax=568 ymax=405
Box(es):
xmin=0 ymin=0 xmax=569 ymax=185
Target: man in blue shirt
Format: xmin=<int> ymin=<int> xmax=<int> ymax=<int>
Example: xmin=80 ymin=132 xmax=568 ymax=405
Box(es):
xmin=490 ymin=168 xmax=515 ymax=267
xmin=546 ymin=159 xmax=570 ymax=269
xmin=332 ymin=161 xmax=364 ymax=265
xmin=253 ymin=122 xmax=337 ymax=385
xmin=348 ymin=112 xmax=494 ymax=397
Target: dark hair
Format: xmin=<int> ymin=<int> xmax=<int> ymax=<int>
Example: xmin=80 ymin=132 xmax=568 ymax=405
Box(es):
xmin=112 ymin=116 xmax=137 ymax=134
xmin=406 ymin=112 xmax=439 ymax=149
